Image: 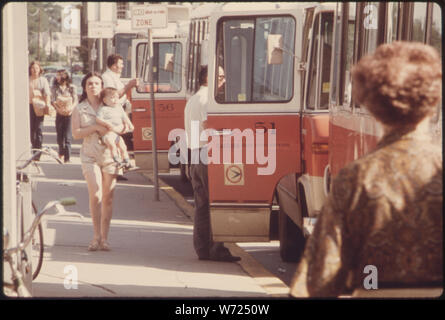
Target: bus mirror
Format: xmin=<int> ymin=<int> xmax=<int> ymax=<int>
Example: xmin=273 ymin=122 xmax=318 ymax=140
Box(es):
xmin=201 ymin=40 xmax=209 ymax=65
xmin=267 ymin=34 xmax=283 ymax=64
xmin=164 ymin=53 xmax=174 ymax=72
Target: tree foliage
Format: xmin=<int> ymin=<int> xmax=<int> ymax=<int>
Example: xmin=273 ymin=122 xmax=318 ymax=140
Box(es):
xmin=27 ymin=2 xmax=62 ymax=62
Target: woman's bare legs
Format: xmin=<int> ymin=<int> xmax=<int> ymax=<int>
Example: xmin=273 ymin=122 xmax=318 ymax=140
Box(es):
xmin=100 ymin=172 xmax=117 ymax=246
xmin=83 ymin=165 xmax=103 ymax=248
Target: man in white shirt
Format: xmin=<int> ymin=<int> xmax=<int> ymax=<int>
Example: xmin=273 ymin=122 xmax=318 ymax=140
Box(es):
xmin=184 ymin=65 xmax=240 ymax=262
xmin=102 ymin=54 xmax=138 ymax=116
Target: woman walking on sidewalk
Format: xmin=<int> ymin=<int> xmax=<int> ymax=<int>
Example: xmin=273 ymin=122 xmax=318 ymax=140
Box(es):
xmin=29 ymin=61 xmax=51 ymax=160
xmin=71 ymin=72 xmax=123 ymax=251
xmin=51 ymin=69 xmax=78 ymax=163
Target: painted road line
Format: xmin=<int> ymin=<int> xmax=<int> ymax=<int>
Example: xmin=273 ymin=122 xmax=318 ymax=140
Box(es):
xmin=142 ymin=171 xmax=290 ymax=297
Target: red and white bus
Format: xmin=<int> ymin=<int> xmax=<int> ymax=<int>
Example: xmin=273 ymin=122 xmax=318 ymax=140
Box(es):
xmin=112 ymin=5 xmax=190 ymax=173
xmin=184 ymin=3 xmax=336 ymax=262
xmin=325 ymin=2 xmax=442 ymax=195
xmin=129 ymin=25 xmax=189 ymax=173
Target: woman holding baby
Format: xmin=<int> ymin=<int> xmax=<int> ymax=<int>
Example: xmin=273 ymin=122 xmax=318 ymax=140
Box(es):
xmin=71 ymin=72 xmax=125 ymax=251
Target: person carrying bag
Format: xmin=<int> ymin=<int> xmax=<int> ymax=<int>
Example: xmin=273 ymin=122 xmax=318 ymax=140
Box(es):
xmin=51 ymin=69 xmax=78 ymax=163
xmin=31 ymin=89 xmax=47 ymax=117
xmin=29 ymin=61 xmax=51 ymax=160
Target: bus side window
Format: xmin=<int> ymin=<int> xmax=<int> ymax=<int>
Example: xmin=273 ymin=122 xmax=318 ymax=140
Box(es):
xmin=429 ymin=2 xmax=442 ymax=132
xmin=362 ymin=2 xmax=382 ymax=54
xmin=387 ymin=2 xmax=400 ymax=42
xmin=215 ymin=26 xmax=225 ymax=102
xmin=306 ymin=11 xmax=333 ymax=111
xmin=306 ymin=14 xmax=320 ymax=110
xmin=222 ymin=19 xmax=254 ymax=103
xmin=355 ymin=2 xmax=384 ymax=112
xmin=319 ymin=12 xmax=334 ymax=110
xmin=136 ymin=43 xmax=147 ymax=82
xmin=114 ymin=34 xmax=137 ymax=79
xmin=186 ymin=21 xmax=194 ymax=91
xmin=338 ymin=3 xmax=357 ymax=110
xmin=216 ymin=16 xmax=295 ymax=104
xmin=301 ymin=8 xmax=315 ymax=106
xmin=411 ymin=3 xmax=428 ymax=42
xmin=428 ymin=2 xmax=442 ymax=56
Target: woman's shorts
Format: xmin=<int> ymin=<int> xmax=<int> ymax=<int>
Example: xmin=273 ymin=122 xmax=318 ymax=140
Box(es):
xmin=80 ymin=141 xmax=123 ymax=176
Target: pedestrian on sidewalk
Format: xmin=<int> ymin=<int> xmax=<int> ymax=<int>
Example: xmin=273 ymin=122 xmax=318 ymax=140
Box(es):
xmin=184 ymin=65 xmax=240 ymax=262
xmin=71 ymin=72 xmax=123 ymax=252
xmin=29 ymin=61 xmax=51 ymax=161
xmin=51 ymin=69 xmax=78 ymax=163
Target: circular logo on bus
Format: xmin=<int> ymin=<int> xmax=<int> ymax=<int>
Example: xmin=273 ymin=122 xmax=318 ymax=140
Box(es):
xmin=142 ymin=127 xmax=152 ymax=141
xmin=224 ymin=164 xmax=244 ymax=185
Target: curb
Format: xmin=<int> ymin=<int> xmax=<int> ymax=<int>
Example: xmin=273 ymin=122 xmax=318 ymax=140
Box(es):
xmin=142 ymin=171 xmax=290 ymax=297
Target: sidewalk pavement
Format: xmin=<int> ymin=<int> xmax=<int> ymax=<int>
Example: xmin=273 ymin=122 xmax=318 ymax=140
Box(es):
xmin=30 ymin=116 xmax=289 ymax=298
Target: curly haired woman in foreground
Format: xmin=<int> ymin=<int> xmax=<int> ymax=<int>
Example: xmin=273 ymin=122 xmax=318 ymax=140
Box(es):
xmin=290 ymin=41 xmax=442 ymax=297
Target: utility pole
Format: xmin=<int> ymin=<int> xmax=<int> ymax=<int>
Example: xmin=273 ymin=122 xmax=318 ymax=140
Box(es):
xmin=147 ymin=28 xmax=160 ymax=202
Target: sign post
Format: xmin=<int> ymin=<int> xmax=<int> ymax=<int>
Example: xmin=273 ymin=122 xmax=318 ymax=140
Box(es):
xmin=132 ymin=5 xmax=167 ymax=201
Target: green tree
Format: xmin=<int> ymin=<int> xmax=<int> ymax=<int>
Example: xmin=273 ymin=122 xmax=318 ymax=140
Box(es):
xmin=27 ymin=2 xmax=62 ymax=62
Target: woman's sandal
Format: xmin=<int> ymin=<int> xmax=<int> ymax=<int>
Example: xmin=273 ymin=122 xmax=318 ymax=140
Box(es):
xmin=88 ymin=239 xmax=100 ymax=251
xmin=99 ymin=240 xmax=111 ymax=251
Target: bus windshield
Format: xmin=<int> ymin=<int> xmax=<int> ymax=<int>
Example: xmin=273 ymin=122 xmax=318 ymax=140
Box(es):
xmin=113 ymin=33 xmax=137 ymax=79
xmin=216 ymin=16 xmax=295 ymax=103
xmin=136 ymin=42 xmax=183 ymax=93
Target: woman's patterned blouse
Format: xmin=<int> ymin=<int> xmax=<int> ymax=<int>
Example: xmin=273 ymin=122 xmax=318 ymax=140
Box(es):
xmin=290 ymin=127 xmax=443 ymax=297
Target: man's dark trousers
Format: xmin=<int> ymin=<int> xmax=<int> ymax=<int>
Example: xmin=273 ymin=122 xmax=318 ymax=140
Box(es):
xmin=190 ymin=148 xmax=226 ymax=259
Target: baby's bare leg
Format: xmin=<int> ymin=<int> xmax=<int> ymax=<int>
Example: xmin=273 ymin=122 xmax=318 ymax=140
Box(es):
xmin=116 ymin=136 xmax=129 ymax=161
xmin=103 ymin=133 xmax=120 ymax=161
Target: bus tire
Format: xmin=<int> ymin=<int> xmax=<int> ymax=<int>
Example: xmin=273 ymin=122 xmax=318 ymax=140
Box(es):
xmin=278 ymin=209 xmax=305 ymax=262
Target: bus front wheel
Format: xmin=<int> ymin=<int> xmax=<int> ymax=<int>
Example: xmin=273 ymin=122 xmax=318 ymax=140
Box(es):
xmin=278 ymin=209 xmax=306 ymax=262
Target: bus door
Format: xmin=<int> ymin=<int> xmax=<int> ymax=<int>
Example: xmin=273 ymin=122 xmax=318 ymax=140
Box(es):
xmin=274 ymin=6 xmax=333 ymax=262
xmin=130 ymin=38 xmax=187 ymax=171
xmin=206 ymin=14 xmax=302 ymax=242
xmin=298 ymin=9 xmax=333 ymax=216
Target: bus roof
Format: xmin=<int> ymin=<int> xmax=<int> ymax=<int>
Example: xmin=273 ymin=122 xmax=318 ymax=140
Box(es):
xmin=221 ymin=2 xmax=316 ymax=12
xmin=190 ymin=3 xmax=222 ymax=19
xmin=152 ymin=21 xmax=190 ymax=39
xmin=190 ymin=2 xmax=334 ymax=19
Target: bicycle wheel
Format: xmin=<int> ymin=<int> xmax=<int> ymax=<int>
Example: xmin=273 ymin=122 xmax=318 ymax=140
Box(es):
xmin=31 ymin=202 xmax=44 ymax=280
